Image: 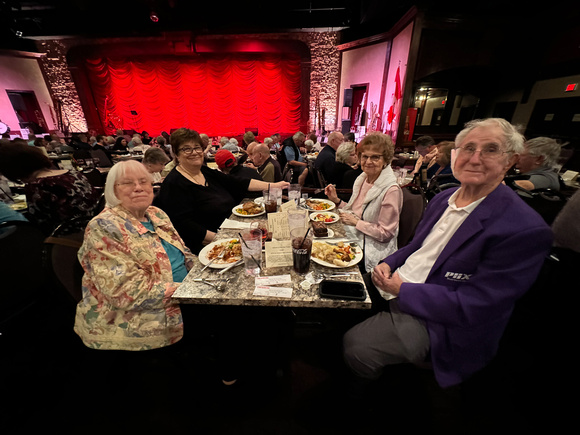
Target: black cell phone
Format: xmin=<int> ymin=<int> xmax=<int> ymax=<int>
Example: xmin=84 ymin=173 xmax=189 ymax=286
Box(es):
xmin=319 ymin=280 xmax=366 ymax=301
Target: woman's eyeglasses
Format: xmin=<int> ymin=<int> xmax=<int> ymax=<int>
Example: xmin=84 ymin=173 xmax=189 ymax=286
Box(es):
xmin=179 ymin=146 xmax=204 ymax=155
xmin=116 ymin=179 xmax=153 ymax=189
xmin=456 ymin=145 xmax=507 ymax=160
xmin=360 ymin=154 xmax=383 ymax=163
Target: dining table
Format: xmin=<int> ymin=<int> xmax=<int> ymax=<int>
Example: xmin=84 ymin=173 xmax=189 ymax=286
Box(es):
xmin=173 ymin=197 xmax=372 ymax=310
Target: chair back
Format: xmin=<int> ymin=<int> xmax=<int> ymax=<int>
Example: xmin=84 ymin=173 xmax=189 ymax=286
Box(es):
xmin=43 ymin=220 xmax=86 ymax=304
xmin=90 ymin=149 xmax=113 ymax=167
xmin=282 ymin=163 xmax=293 ymax=182
xmin=397 ymin=184 xmax=427 ymax=247
xmin=315 ymin=168 xmax=327 ymax=189
xmin=0 ymin=221 xmax=47 ymax=325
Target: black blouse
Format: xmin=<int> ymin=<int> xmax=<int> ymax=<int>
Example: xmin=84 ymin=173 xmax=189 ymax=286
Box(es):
xmin=153 ymin=165 xmax=251 ymax=254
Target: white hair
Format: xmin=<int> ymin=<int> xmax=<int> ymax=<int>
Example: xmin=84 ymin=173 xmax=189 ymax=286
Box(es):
xmin=104 ymin=160 xmax=153 ymax=207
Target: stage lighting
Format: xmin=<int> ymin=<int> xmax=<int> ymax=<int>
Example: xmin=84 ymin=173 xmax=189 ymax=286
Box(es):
xmin=150 ymin=12 xmax=159 ymax=22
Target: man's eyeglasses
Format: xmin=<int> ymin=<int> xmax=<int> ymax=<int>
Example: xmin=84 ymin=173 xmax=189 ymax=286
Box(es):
xmin=360 ymin=154 xmax=383 ymax=163
xmin=456 ymin=144 xmax=507 ymax=160
xmin=179 ymin=146 xmax=204 ymax=155
xmin=116 ymin=179 xmax=153 ymax=189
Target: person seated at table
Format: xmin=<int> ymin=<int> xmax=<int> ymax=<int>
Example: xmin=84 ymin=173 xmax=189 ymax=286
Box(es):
xmin=215 ymin=148 xmax=263 ymax=183
xmin=513 ymin=136 xmax=562 ymax=192
xmin=112 ymin=136 xmax=129 ymax=152
xmin=327 ymin=141 xmax=358 ymax=187
xmin=143 ymin=147 xmax=170 ymax=183
xmin=0 ymin=142 xmax=100 ymax=235
xmin=342 ymin=118 xmax=553 ymax=396
xmin=153 ymin=128 xmax=288 ymax=254
xmin=131 ymin=136 xmax=150 ymax=154
xmin=279 ymin=131 xmax=309 ymax=185
xmin=324 ymin=132 xmax=403 ymax=273
xmin=410 ymin=135 xmax=436 ymax=175
xmin=270 ymin=133 xmax=282 ymax=152
xmin=248 ymin=143 xmax=283 ymax=183
xmin=314 ymin=131 xmax=344 ymax=183
xmin=424 ymin=141 xmax=460 ymax=199
xmin=74 ymin=160 xmax=195 ymax=388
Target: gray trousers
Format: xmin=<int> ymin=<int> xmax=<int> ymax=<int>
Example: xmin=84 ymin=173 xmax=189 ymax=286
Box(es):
xmin=343 ymin=298 xmax=430 ymax=380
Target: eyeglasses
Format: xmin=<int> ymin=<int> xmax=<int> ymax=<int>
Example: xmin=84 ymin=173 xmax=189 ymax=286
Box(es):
xmin=360 ymin=154 xmax=383 ymax=163
xmin=456 ymin=144 xmax=507 ymax=160
xmin=179 ymin=146 xmax=204 ymax=155
xmin=115 ymin=179 xmax=153 ymax=189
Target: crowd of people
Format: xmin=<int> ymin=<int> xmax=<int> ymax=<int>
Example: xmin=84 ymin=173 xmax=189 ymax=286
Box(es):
xmin=1 ymin=118 xmax=576 ymax=412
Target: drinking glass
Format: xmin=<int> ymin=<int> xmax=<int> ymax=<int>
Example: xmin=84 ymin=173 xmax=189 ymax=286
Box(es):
xmin=288 ymin=183 xmax=301 ymax=205
xmin=290 ymin=227 xmax=313 ymax=275
xmin=287 ymin=209 xmax=307 ymax=232
xmin=262 ymin=189 xmax=278 ymax=213
xmin=240 ymin=229 xmax=262 ymax=276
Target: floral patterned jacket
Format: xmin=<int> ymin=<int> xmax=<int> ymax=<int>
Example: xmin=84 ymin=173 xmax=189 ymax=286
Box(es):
xmin=74 ymin=205 xmax=195 ymax=350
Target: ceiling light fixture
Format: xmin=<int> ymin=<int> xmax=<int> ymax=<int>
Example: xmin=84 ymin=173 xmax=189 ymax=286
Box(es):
xmin=150 ymin=11 xmax=159 ymax=22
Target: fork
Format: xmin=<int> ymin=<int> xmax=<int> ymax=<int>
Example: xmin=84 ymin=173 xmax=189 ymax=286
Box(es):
xmin=200 ymin=247 xmax=226 ymax=273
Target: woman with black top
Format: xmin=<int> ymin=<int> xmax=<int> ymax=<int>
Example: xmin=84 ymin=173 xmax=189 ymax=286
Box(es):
xmin=154 ymin=128 xmax=288 ymax=255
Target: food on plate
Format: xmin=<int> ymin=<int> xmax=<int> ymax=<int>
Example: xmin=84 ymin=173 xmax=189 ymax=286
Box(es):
xmin=305 ymin=199 xmax=333 ymax=211
xmin=235 ymin=201 xmax=264 ymax=215
xmin=311 ymin=212 xmax=337 ymax=223
xmin=311 ymin=221 xmax=328 ymax=237
xmin=312 ymin=241 xmax=357 ymax=267
xmin=207 ymin=239 xmax=242 ymax=263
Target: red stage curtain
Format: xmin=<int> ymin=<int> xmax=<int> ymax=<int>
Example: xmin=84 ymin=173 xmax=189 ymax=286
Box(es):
xmin=85 ymin=54 xmax=303 ymax=137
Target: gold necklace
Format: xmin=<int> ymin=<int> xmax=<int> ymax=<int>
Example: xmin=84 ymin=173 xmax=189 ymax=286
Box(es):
xmin=178 ymin=165 xmax=206 ymax=185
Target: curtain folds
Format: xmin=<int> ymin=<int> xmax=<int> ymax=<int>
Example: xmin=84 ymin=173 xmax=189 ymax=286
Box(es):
xmin=85 ymin=54 xmax=303 ymax=137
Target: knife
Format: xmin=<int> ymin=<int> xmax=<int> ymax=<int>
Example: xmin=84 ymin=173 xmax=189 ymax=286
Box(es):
xmin=218 ymin=259 xmax=243 ymax=275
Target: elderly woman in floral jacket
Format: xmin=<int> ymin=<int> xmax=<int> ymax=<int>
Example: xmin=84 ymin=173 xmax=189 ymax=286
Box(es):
xmin=74 ymin=160 xmax=194 ymax=351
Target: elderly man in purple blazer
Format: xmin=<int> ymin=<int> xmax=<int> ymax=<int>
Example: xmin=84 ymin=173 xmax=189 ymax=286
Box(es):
xmin=343 ymin=118 xmax=553 ymax=389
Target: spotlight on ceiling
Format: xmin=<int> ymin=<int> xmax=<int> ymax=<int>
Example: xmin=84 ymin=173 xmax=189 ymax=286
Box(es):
xmin=150 ymin=11 xmax=159 ymax=22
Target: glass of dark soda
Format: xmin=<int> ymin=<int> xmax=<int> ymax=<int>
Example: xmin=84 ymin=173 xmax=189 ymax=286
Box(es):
xmin=291 ymin=227 xmax=312 ymax=274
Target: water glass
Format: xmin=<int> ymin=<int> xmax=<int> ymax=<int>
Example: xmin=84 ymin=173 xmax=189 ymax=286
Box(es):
xmin=287 ymin=209 xmax=307 ymax=231
xmin=288 ymin=183 xmax=301 ymax=205
xmin=240 ymin=229 xmax=262 ymax=276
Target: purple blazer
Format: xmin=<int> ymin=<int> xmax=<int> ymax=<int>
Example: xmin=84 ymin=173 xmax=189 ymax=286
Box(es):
xmin=383 ymin=183 xmax=552 ymax=387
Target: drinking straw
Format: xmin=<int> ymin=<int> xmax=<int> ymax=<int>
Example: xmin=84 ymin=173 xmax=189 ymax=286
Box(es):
xmin=300 ymin=227 xmax=311 ymax=248
xmin=238 ymin=232 xmax=262 ymax=271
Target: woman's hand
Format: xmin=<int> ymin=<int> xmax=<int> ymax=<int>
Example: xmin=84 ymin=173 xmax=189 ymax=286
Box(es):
xmin=324 ymin=184 xmax=340 ymax=204
xmin=371 ymin=263 xmax=403 ymax=296
xmin=339 ymin=210 xmax=359 ymax=226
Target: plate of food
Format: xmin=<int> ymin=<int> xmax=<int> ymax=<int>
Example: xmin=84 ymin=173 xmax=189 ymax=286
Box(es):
xmin=310 ymin=221 xmax=334 ymax=238
xmin=302 ymin=198 xmax=335 ymax=211
xmin=232 ymin=201 xmax=265 ymax=217
xmin=198 ymin=238 xmax=243 ymax=269
xmin=310 ymin=211 xmax=339 ymax=224
xmin=311 ymin=241 xmax=363 ymax=268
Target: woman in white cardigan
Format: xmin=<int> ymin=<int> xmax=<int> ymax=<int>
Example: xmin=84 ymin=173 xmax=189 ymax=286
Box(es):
xmin=325 ymin=132 xmax=403 ymax=273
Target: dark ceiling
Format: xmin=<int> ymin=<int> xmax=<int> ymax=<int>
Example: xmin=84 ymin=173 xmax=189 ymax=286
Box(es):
xmin=0 ymin=0 xmax=418 ymax=50
xmin=2 ymin=1 xmax=579 ymax=88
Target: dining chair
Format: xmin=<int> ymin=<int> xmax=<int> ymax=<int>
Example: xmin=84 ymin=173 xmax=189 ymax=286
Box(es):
xmin=397 ymin=184 xmax=427 ymax=248
xmin=0 ymin=220 xmax=47 ymax=331
xmin=42 ymin=218 xmax=87 ymax=305
xmin=90 ymin=149 xmax=113 ymax=167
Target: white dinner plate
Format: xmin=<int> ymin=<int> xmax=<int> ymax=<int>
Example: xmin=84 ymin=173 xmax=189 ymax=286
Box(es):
xmin=231 ymin=203 xmax=266 ymax=217
xmin=309 ymin=211 xmax=340 ymax=224
xmin=313 ymin=228 xmax=335 ymax=239
xmin=310 ymin=242 xmax=363 ymax=269
xmin=302 ymin=198 xmax=336 ymax=212
xmin=198 ymin=238 xmax=243 ymax=269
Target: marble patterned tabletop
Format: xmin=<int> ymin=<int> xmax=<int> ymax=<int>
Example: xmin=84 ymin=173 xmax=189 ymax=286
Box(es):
xmin=172 ymin=200 xmax=371 ymax=309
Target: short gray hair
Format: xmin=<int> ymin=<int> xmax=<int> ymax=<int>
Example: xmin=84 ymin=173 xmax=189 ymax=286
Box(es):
xmin=455 ymin=118 xmax=525 ymax=155
xmin=525 ymin=137 xmax=562 ymax=169
xmin=336 ymin=141 xmax=356 ymax=163
xmin=104 ymin=160 xmax=153 ymax=207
